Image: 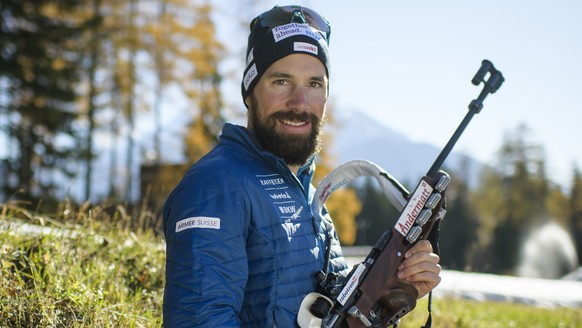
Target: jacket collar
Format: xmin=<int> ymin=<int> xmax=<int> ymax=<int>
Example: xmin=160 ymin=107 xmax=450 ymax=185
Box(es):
xmin=220 ymin=123 xmax=316 ymax=188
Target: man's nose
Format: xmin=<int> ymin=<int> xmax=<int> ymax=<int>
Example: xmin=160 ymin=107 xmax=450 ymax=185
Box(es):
xmin=287 ymin=86 xmax=309 ymax=111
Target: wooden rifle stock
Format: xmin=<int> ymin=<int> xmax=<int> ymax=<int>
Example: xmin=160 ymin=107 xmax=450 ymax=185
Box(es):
xmin=326 ymin=173 xmax=449 ymax=328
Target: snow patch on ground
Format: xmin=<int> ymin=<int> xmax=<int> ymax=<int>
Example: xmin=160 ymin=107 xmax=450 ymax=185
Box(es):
xmin=343 ymin=251 xmax=582 ymax=308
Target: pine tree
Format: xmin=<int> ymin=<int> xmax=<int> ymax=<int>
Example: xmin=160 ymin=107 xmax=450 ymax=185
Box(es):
xmin=355 ymin=178 xmax=401 ymax=246
xmin=474 ymin=124 xmax=551 ymax=274
xmin=438 ymin=158 xmax=481 ymax=271
xmin=81 ymin=0 xmax=104 ymax=201
xmin=123 ymin=0 xmax=138 ymax=202
xmin=569 ymin=167 xmax=582 ymax=263
xmin=0 ymin=0 xmax=85 ymax=203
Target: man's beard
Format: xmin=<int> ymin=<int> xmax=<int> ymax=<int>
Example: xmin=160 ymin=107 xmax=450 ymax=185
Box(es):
xmin=248 ymin=95 xmax=324 ymax=167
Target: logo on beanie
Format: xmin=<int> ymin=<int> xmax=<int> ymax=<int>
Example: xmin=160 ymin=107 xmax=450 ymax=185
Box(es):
xmin=272 ymin=23 xmax=323 ymax=43
xmin=243 ymin=64 xmax=258 ymax=91
xmin=294 ymin=42 xmax=318 ymax=55
xmin=246 ymin=48 xmax=254 ymax=66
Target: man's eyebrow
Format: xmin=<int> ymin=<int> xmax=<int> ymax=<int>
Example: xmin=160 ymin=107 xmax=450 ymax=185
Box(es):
xmin=265 ymin=71 xmax=326 ymax=81
xmin=265 ymin=71 xmax=292 ymax=79
xmin=311 ymin=75 xmax=326 ymax=82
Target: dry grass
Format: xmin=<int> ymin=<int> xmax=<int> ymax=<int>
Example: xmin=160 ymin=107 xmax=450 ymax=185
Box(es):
xmin=1 ymin=201 xmax=581 ymax=327
xmin=1 ymin=201 xmax=164 ymax=327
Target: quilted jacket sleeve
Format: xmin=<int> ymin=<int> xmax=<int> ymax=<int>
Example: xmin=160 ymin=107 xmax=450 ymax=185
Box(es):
xmin=163 ymin=181 xmax=250 ymax=327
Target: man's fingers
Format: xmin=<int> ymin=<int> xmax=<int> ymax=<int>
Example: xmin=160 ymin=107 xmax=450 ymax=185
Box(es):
xmin=404 ymin=240 xmax=433 ymax=258
xmin=399 ymin=249 xmax=440 ymax=272
xmin=397 ymin=240 xmax=440 ymax=278
xmin=397 ymin=256 xmax=441 ymax=279
xmin=406 ymin=271 xmax=442 ymax=299
xmin=395 ymin=240 xmax=442 ymax=298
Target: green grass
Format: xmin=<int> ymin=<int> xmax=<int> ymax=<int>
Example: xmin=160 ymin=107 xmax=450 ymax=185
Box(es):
xmin=1 ymin=202 xmax=164 ymax=327
xmin=399 ymin=297 xmax=581 ymax=328
xmin=1 ymin=202 xmax=581 ymax=327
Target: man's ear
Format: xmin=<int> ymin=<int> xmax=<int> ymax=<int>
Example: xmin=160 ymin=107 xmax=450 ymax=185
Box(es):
xmin=244 ymin=96 xmax=251 ymax=109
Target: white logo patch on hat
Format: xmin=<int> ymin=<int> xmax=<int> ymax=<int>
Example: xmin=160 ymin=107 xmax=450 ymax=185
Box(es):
xmin=246 ymin=47 xmax=254 ymax=66
xmin=243 ymin=63 xmax=258 ymax=90
xmin=176 ymin=216 xmax=221 ymax=233
xmin=272 ymin=23 xmax=323 ymax=43
xmin=294 ymin=42 xmax=318 ymax=55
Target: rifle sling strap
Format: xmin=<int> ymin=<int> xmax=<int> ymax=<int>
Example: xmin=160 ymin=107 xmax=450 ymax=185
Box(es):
xmin=421 ymin=217 xmax=441 ymax=328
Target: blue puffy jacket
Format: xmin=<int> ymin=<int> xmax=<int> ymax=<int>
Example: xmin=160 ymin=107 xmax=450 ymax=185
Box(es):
xmin=163 ymin=123 xmax=348 ymax=327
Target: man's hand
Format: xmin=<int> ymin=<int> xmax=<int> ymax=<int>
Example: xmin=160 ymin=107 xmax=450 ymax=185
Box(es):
xmin=396 ymin=240 xmax=441 ymax=298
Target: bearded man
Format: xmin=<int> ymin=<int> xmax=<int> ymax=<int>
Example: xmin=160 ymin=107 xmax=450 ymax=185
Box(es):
xmin=162 ymin=5 xmax=441 ymax=327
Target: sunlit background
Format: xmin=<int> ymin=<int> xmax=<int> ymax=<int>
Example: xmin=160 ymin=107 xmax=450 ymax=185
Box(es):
xmin=1 ymin=1 xmax=582 ymax=324
xmin=209 ymin=0 xmax=582 ymax=189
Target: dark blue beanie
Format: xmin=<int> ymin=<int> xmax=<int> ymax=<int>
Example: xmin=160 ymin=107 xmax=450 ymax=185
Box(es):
xmin=241 ymin=7 xmax=330 ymax=106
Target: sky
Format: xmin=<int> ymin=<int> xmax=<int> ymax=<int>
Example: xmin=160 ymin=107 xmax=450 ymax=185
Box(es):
xmin=3 ymin=1 xmax=579 ymax=201
xmin=207 ymin=0 xmax=582 ymax=190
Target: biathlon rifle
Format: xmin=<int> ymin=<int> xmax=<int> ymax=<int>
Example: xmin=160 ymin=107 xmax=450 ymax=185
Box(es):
xmin=300 ymin=59 xmax=504 ymax=328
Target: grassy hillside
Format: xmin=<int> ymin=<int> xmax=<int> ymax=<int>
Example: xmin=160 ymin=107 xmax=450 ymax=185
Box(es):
xmin=1 ymin=203 xmax=164 ymax=327
xmin=1 ymin=203 xmax=580 ymax=327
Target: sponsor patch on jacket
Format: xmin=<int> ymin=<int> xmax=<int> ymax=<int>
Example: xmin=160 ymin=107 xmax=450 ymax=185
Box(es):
xmin=176 ymin=216 xmax=220 ymax=233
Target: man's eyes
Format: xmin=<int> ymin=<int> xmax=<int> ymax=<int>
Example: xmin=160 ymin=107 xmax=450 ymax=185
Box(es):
xmin=309 ymin=81 xmax=323 ymax=88
xmin=272 ymin=79 xmax=324 ymax=88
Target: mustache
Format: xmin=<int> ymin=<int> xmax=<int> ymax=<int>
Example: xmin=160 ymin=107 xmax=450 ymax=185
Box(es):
xmin=269 ymin=111 xmax=318 ymax=123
